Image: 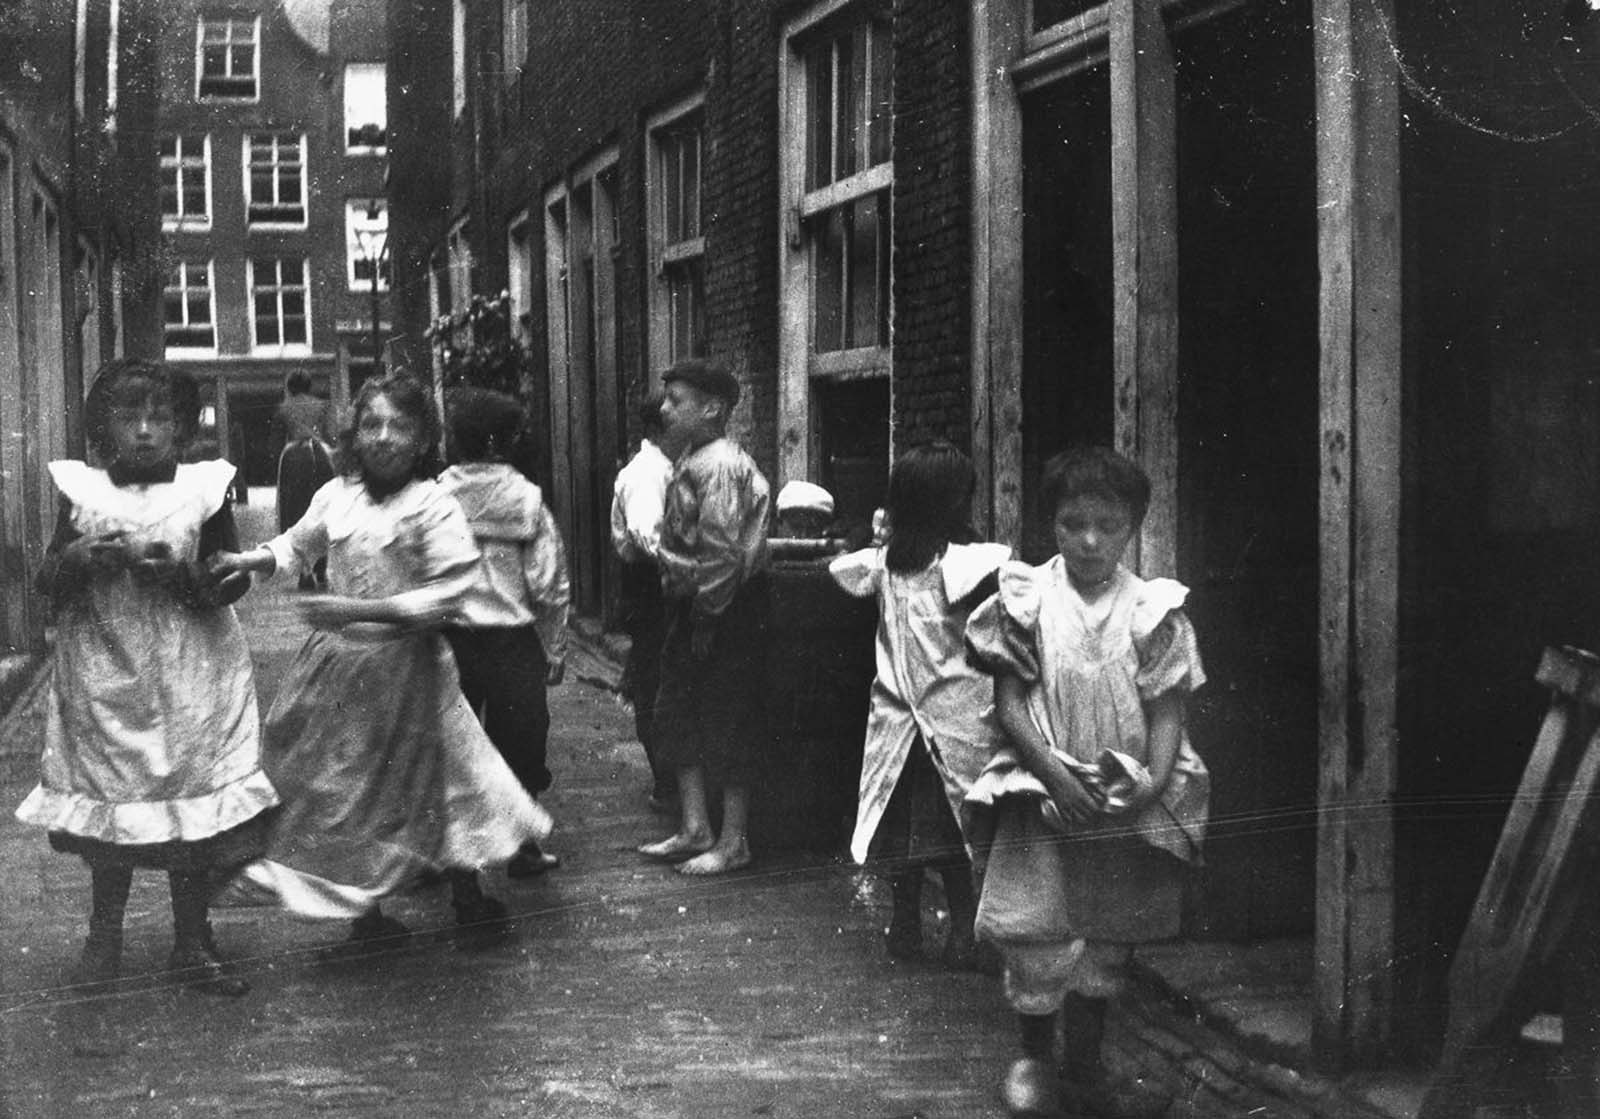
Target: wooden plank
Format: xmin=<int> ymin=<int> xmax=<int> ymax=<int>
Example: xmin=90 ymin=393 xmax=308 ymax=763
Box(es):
xmin=970 ymin=0 xmax=1027 ymax=544
xmin=1312 ymin=0 xmax=1401 ymax=1068
xmin=777 ymin=13 xmax=812 ymax=488
xmin=1109 ymin=0 xmax=1178 ymax=578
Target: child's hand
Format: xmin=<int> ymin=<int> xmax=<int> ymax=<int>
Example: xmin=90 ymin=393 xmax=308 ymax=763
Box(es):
xmin=1045 ymin=766 xmax=1101 ymax=825
xmin=129 ymin=541 xmax=183 ymax=588
xmin=207 ymin=550 xmax=254 ymax=577
xmin=545 ymin=660 xmax=566 ymax=686
xmin=62 ymin=530 xmax=132 ymax=576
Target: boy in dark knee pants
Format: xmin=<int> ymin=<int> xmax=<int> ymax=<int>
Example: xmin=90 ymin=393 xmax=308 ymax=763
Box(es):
xmin=440 ymin=388 xmax=570 ymax=877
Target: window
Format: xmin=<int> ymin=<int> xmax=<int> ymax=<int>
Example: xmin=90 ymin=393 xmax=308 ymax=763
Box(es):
xmin=502 ymin=0 xmax=529 ymax=83
xmin=344 ymin=63 xmax=386 ymax=154
xmin=778 ymin=1 xmax=894 ymax=486
xmin=195 ymin=15 xmax=258 ymax=100
xmin=245 ymin=134 xmax=306 ymax=227
xmin=159 ymin=134 xmax=211 ymax=229
xmin=249 ymin=258 xmax=310 ymax=354
xmin=647 ymin=95 xmax=706 ymax=371
xmin=346 ymin=200 xmax=389 ymax=291
xmin=453 ymin=0 xmax=467 ymax=117
xmin=163 ymin=260 xmax=216 ymax=355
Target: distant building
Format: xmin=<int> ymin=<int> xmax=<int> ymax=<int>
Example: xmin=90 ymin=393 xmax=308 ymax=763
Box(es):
xmin=0 ymin=0 xmax=162 ymax=654
xmin=154 ymin=0 xmax=389 ymax=490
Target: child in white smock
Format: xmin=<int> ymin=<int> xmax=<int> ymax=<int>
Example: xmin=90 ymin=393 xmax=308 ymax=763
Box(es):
xmin=964 ymin=446 xmax=1209 ymax=1119
xmin=211 ymin=376 xmax=550 ymax=943
xmin=829 ymin=442 xmax=1009 ymax=969
xmin=16 ymin=359 xmax=276 ymax=996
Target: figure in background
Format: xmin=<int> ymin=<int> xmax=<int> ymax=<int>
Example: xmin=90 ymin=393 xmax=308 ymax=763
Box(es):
xmin=272 ymin=371 xmax=335 ymax=589
xmin=610 ymin=390 xmax=683 ymax=812
xmin=964 ymin=446 xmax=1209 ymax=1119
xmin=439 ymin=387 xmax=569 ymax=878
xmin=210 ymin=375 xmax=550 ymax=943
xmin=829 ymin=443 xmax=1009 ymax=971
xmin=16 ymin=358 xmax=276 ymax=996
xmin=637 ymin=360 xmax=771 ymax=876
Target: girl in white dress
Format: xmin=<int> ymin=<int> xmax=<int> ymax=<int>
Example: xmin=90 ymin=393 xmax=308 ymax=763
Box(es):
xmin=963 ymin=446 xmax=1209 ymax=1119
xmin=828 ymin=443 xmax=1009 ymax=969
xmin=16 ymin=359 xmax=277 ymax=996
xmin=211 ymin=376 xmax=550 ymax=944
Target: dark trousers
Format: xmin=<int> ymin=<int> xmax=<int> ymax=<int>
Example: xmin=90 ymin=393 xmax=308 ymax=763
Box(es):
xmin=618 ymin=559 xmax=669 ymax=792
xmin=444 ymin=626 xmax=552 ymax=797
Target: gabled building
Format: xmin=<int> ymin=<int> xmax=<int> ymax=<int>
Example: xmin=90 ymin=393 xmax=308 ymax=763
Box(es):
xmin=153 ymin=0 xmax=389 ymax=490
xmin=390 ymin=0 xmax=1600 ymax=1071
xmin=0 ymin=0 xmax=163 ymax=655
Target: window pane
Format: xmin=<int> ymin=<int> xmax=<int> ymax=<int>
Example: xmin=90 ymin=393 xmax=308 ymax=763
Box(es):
xmin=812 ymin=207 xmax=844 ymax=352
xmin=683 ymin=131 xmax=700 ymax=239
xmin=847 ymin=193 xmax=882 ymax=348
xmin=183 ymin=183 xmax=206 ymax=215
xmin=163 ymin=294 xmax=184 ymax=324
xmin=283 ymin=291 xmax=305 ymax=317
xmin=1033 ymin=0 xmax=1100 ymax=32
xmin=201 ymin=46 xmax=226 ymax=76
xmin=187 ymin=294 xmax=209 ymax=322
xmin=283 ymin=317 xmax=307 ymax=344
xmin=806 ymin=45 xmax=833 ymax=190
xmin=837 ymin=26 xmax=859 ymax=180
xmin=664 ymin=139 xmax=683 ymax=244
xmin=869 ymin=19 xmax=893 ymax=167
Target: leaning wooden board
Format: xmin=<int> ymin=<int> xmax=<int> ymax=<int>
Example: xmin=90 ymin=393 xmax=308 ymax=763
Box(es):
xmin=1420 ymin=646 xmax=1600 ymax=1118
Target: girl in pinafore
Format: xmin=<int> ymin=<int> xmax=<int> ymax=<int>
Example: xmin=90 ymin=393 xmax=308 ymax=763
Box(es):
xmin=963 ymin=446 xmax=1209 ymax=1119
xmin=16 ymin=359 xmax=278 ymax=996
xmin=211 ymin=375 xmax=549 ymax=942
xmin=829 ymin=443 xmax=1009 ymax=970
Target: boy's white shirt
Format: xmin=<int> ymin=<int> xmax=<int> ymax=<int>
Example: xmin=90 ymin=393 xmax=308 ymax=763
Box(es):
xmin=610 ymin=439 xmax=673 ymax=563
xmin=438 ymin=463 xmax=570 ymax=662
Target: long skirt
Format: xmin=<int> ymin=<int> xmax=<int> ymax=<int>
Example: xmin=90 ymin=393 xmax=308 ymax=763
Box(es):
xmin=221 ymin=626 xmax=551 ymax=919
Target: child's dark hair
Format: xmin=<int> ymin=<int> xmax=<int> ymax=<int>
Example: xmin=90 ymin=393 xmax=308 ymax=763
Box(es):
xmin=883 ymin=441 xmax=977 ymax=574
xmin=1039 ymin=446 xmax=1151 ymax=523
xmin=84 ymin=358 xmax=199 ymax=464
xmin=445 ymin=387 xmax=525 ymax=463
xmin=337 ymin=374 xmax=442 ymax=482
xmin=638 ymin=389 xmax=667 ymax=439
xmin=285 ymin=370 xmax=312 ymax=396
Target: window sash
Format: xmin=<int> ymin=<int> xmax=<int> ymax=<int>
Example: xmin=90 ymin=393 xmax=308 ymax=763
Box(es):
xmin=159 ymin=134 xmax=210 ymax=226
xmin=249 ymin=258 xmax=310 ymax=352
xmin=808 ymin=188 xmax=890 ymax=356
xmin=163 ymin=260 xmax=215 ymax=351
xmin=344 ymin=63 xmax=387 ymax=153
xmin=803 ymin=16 xmax=891 ymax=192
xmin=346 ymin=200 xmax=390 ymax=291
xmin=197 ymin=16 xmax=258 ymax=99
xmin=246 ymin=134 xmax=306 ymax=226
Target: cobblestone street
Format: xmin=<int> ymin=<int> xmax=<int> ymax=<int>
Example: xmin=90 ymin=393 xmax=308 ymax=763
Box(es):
xmin=0 ymin=498 xmax=1400 ymax=1119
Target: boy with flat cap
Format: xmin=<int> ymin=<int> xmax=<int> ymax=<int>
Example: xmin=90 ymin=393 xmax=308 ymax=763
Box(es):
xmin=637 ymin=358 xmax=771 ymax=875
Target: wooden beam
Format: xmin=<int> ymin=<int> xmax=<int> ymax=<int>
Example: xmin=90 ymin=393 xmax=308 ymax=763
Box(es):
xmin=970 ymin=0 xmax=1027 ymax=544
xmin=1110 ymin=0 xmax=1179 ymax=577
xmin=1313 ymin=0 xmax=1401 ymax=1068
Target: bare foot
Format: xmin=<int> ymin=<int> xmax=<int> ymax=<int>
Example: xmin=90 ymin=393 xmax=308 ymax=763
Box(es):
xmin=676 ymin=841 xmax=752 ymax=876
xmin=637 ymin=833 xmax=714 ymax=862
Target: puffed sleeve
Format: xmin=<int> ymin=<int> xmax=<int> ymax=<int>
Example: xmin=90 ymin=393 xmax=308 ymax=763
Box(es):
xmin=828 ymin=546 xmax=884 ymax=599
xmin=1132 ymin=577 xmax=1205 ymax=700
xmin=963 ymin=560 xmax=1044 ymax=683
xmin=179 ymin=459 xmax=239 ymax=520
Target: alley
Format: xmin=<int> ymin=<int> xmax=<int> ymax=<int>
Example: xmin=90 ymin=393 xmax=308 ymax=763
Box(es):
xmin=0 ymin=497 xmax=1399 ymax=1119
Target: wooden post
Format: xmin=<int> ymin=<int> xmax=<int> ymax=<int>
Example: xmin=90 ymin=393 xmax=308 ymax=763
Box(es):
xmin=1109 ymin=0 xmax=1178 ymax=577
xmin=1313 ymin=0 xmax=1401 ymax=1068
xmin=969 ymin=0 xmax=1027 ymax=544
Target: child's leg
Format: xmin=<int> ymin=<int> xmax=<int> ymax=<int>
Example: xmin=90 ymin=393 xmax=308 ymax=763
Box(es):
xmin=81 ymin=864 xmax=132 ymax=980
xmin=1057 ymin=944 xmax=1170 ymax=1119
xmin=938 ymin=859 xmax=984 ymax=971
xmin=448 ymin=869 xmax=507 ymax=928
xmin=677 ymin=785 xmax=752 ymax=876
xmin=995 ymin=940 xmax=1080 ymax=1117
xmin=167 ymin=868 xmax=249 ymax=996
xmin=637 ymin=766 xmax=716 ymax=859
xmin=886 ymin=870 xmax=924 ymax=958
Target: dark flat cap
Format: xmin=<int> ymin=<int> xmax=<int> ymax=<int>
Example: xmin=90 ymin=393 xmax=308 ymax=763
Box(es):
xmin=663 ymin=359 xmax=740 ymax=409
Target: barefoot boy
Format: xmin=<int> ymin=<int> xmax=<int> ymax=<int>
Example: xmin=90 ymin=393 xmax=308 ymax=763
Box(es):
xmin=637 ymin=359 xmax=770 ymax=876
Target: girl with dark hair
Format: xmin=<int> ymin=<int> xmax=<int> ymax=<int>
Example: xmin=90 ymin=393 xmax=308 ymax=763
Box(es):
xmin=964 ymin=445 xmax=1208 ymax=1119
xmin=211 ymin=375 xmax=550 ymax=943
xmin=828 ymin=442 xmax=1010 ymax=969
xmin=16 ymin=358 xmax=276 ymax=996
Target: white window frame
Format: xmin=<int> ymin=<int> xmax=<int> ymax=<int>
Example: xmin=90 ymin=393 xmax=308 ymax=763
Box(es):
xmin=344 ymin=63 xmax=387 ymax=155
xmin=248 ymin=257 xmax=312 ymax=356
xmin=506 ymin=208 xmax=534 ymax=343
xmin=502 ymin=0 xmax=529 ymax=85
xmin=346 ymin=199 xmax=390 ymax=292
xmin=778 ymin=0 xmax=895 ymax=486
xmin=646 ymin=90 xmax=707 ymax=374
xmin=194 ymin=14 xmax=260 ymax=102
xmin=244 ymin=133 xmax=308 ymax=229
xmin=163 ymin=259 xmax=217 ymax=358
xmin=160 ymin=133 xmax=212 ymax=230
xmin=453 ymin=0 xmax=468 ymax=118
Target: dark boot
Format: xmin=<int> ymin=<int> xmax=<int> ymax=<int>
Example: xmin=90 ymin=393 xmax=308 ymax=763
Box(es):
xmin=1059 ymin=995 xmax=1170 ymax=1119
xmin=449 ymin=870 xmax=508 ymax=932
xmin=1001 ymin=1013 xmax=1064 ymax=1117
xmin=886 ymin=872 xmax=923 ymax=959
xmin=168 ymin=869 xmax=249 ymax=996
xmin=76 ymin=865 xmax=131 ymax=985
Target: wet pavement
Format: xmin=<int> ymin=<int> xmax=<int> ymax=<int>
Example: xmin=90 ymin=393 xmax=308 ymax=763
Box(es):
xmin=0 ymin=494 xmax=1429 ymax=1118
